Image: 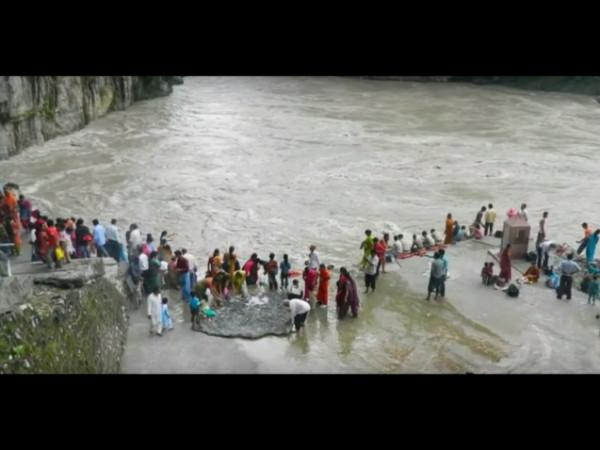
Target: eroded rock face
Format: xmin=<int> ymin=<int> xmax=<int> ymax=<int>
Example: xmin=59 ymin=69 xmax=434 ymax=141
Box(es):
xmin=0 ymin=258 xmax=131 ymax=373
xmin=196 ymin=293 xmax=292 ymax=339
xmin=0 ymin=76 xmax=181 ymax=159
xmin=0 ymin=275 xmax=33 ymax=314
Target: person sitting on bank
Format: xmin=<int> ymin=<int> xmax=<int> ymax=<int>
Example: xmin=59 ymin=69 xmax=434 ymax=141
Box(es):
xmin=481 ymin=262 xmax=493 ymax=285
xmin=411 ymin=234 xmax=423 ymax=253
xmin=517 ymin=263 xmax=540 ymax=285
xmin=545 ymin=266 xmax=560 ymax=289
xmin=422 ymin=230 xmax=435 ymax=249
xmin=431 ymin=229 xmax=443 ymax=245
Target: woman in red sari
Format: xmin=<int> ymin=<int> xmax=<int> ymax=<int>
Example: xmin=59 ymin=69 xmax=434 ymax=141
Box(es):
xmin=499 ymin=244 xmax=512 ymax=282
xmin=336 ymin=267 xmax=360 ymax=319
xmin=335 ymin=270 xmax=349 ymax=319
xmin=303 ymin=265 xmax=318 ymax=301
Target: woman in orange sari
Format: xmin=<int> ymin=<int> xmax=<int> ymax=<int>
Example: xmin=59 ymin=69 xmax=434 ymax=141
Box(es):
xmin=316 ymin=263 xmax=330 ymax=306
xmin=444 ymin=213 xmax=455 ymax=245
xmin=10 ymin=217 xmax=21 ymax=256
xmin=3 ymin=188 xmax=19 ymax=222
xmin=519 ymin=262 xmax=539 ymax=284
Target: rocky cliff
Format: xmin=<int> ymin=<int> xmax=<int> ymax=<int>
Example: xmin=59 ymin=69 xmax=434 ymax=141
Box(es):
xmin=0 ymin=258 xmax=131 ymax=373
xmin=0 ymin=76 xmax=183 ymax=159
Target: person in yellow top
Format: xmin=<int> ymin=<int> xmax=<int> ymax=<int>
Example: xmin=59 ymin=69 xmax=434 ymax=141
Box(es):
xmin=484 ymin=203 xmax=497 ymax=237
xmin=232 ymin=269 xmax=247 ymax=296
xmin=359 ymin=229 xmax=374 ymax=269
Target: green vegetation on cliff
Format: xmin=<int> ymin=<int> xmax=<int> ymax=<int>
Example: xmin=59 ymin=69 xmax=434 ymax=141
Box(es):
xmin=0 ymin=278 xmax=128 ymax=374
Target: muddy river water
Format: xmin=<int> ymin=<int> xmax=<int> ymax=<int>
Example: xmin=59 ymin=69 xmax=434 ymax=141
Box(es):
xmin=2 ymin=76 xmax=600 ymax=372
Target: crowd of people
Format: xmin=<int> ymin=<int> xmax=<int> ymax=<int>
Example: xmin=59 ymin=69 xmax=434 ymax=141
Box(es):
xmin=358 ymin=201 xmax=599 ymax=306
xmin=3 ymin=182 xmax=599 ymax=339
xmin=469 ymin=205 xmax=600 ymax=304
xmin=0 ymin=185 xmax=363 ymax=337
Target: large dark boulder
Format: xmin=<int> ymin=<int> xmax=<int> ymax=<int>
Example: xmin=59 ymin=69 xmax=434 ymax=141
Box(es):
xmin=197 ymin=293 xmax=292 ymax=339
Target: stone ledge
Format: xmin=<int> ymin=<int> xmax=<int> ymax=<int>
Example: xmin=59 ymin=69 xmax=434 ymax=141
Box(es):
xmin=196 ymin=293 xmax=292 ymax=339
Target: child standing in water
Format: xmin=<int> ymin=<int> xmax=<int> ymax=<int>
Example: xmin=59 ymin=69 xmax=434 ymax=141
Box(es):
xmin=280 ymin=254 xmax=291 ymax=290
xmin=189 ymin=295 xmax=201 ymax=330
xmin=161 ymin=297 xmax=174 ymax=331
xmin=588 ymin=275 xmax=599 ymax=305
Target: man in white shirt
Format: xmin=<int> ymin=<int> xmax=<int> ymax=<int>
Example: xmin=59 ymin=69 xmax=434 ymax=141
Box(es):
xmin=518 ymin=203 xmax=529 ymax=222
xmin=285 ymin=298 xmax=311 ymax=335
xmin=422 ymin=230 xmax=435 ymax=249
xmin=139 ymin=249 xmax=149 ymax=272
xmin=308 ymin=245 xmax=320 ymax=270
xmin=129 ymin=224 xmax=142 ymax=256
xmin=399 ymin=234 xmax=411 ymax=253
xmin=105 ymin=218 xmax=121 ymax=262
xmin=392 ymin=235 xmax=403 ymax=256
xmin=364 ymin=250 xmax=379 ymax=293
xmin=105 ymin=219 xmax=120 ymax=243
xmin=430 ymin=229 xmax=443 ymax=245
xmin=147 ymin=287 xmax=163 ymax=336
xmin=182 ymin=248 xmax=198 ymax=285
xmin=537 ymin=239 xmax=556 ymax=270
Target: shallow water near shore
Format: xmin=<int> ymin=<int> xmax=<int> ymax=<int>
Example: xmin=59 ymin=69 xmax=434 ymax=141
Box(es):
xmin=3 ymin=76 xmax=600 ymax=373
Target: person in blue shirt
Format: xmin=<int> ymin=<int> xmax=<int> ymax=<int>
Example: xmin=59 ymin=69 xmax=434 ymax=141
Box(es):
xmin=280 ymin=253 xmax=291 ymax=290
xmin=438 ymin=248 xmax=449 ymax=297
xmin=161 ymin=296 xmax=174 ymax=331
xmin=189 ymin=295 xmax=201 ymax=330
xmin=586 ymin=229 xmax=600 ymax=265
xmin=92 ymin=219 xmax=109 ymax=257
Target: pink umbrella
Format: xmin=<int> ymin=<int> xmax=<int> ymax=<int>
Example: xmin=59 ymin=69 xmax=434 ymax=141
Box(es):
xmin=506 ymin=208 xmax=518 ymax=218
